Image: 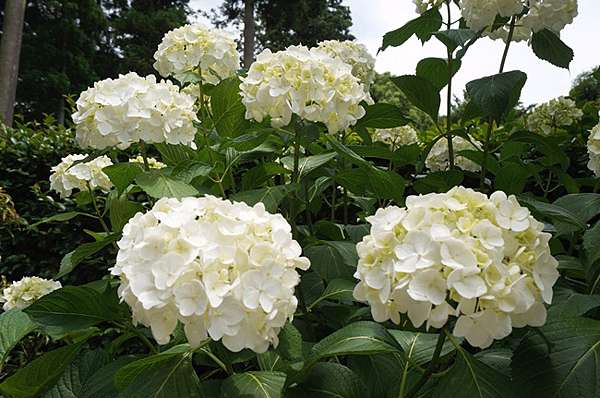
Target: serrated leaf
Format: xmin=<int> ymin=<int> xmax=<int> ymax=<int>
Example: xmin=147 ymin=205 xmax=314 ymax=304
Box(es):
xmin=103 ymin=163 xmax=144 ymax=194
xmin=57 ymin=235 xmax=119 ymax=278
xmin=221 ymin=371 xmax=286 ymax=398
xmin=531 ymin=29 xmax=574 ymax=69
xmin=392 ymin=75 xmax=441 ymax=121
xmin=434 ymin=29 xmax=476 ymax=52
xmin=466 ymin=70 xmax=527 ymax=121
xmin=304 ymin=243 xmax=355 ymax=282
xmin=231 ymin=184 xmax=298 ymax=213
xmin=380 ymin=8 xmax=442 ymax=51
xmin=135 ymin=171 xmax=199 ymax=199
xmin=210 ymin=77 xmax=247 ymax=137
xmin=355 ymin=103 xmax=408 ymax=129
xmin=0 ymin=310 xmax=36 ymax=366
xmin=154 ymin=143 xmax=197 ymax=165
xmin=108 ymin=191 xmax=143 ymax=232
xmin=276 ymin=323 xmax=303 ymax=361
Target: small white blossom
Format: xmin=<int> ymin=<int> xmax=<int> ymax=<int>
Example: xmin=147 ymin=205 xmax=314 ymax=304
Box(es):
xmin=2 ymin=276 xmax=61 ymax=311
xmin=425 ymin=136 xmax=482 ymax=172
xmin=129 ymin=156 xmax=167 ymax=170
xmin=413 ymin=0 xmax=444 ymax=14
xmin=461 ymin=0 xmax=524 ymax=31
xmin=587 ymin=120 xmax=600 ymax=177
xmin=353 ymin=186 xmax=559 ymax=348
xmin=153 ymin=23 xmax=240 ymax=85
xmin=527 ymin=96 xmax=583 ymax=136
xmin=372 ymin=125 xmax=419 ymax=148
xmin=49 ymin=154 xmax=113 ymax=198
xmin=111 ymin=196 xmax=310 ymax=353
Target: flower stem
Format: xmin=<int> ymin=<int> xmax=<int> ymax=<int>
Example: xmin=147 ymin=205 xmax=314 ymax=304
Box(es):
xmin=139 ymin=140 xmax=151 ymax=171
xmin=499 ymin=16 xmax=517 ymax=74
xmin=405 ymin=328 xmax=447 ymax=398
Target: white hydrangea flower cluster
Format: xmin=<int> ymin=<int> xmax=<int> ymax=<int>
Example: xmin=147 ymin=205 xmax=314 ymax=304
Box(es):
xmin=111 ymin=196 xmax=310 ymax=353
xmin=316 ymin=40 xmax=376 ymax=95
xmin=153 ymin=23 xmax=240 ymax=85
xmin=426 ymin=136 xmax=482 ymax=172
xmin=414 ymin=0 xmax=444 ymax=14
xmin=461 ymin=0 xmax=524 ymax=31
xmin=129 ymin=156 xmax=167 ymax=170
xmin=526 ymin=96 xmax=583 ymax=136
xmin=72 ymin=72 xmax=198 ymax=150
xmin=353 ymin=186 xmax=559 ymax=348
xmin=372 ymin=126 xmax=419 ymax=148
xmin=2 ymin=276 xmax=62 ymax=311
xmin=49 ymin=154 xmax=113 ymax=198
xmin=587 ymin=121 xmax=600 ymax=177
xmin=521 ymin=0 xmax=578 ymax=34
xmin=240 ymin=45 xmax=368 ymax=134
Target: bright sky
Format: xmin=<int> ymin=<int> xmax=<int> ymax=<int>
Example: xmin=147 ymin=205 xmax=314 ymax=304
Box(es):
xmin=190 ymin=0 xmax=599 ymax=112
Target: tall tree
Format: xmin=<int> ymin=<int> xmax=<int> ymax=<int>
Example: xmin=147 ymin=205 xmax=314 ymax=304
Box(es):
xmin=0 ymin=0 xmax=26 ymax=126
xmin=242 ymin=0 xmax=254 ymax=68
xmin=211 ymin=0 xmax=354 ymax=54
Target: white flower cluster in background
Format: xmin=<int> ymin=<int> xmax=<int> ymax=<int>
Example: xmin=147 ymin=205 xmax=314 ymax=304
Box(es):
xmin=153 ymin=23 xmax=240 ymax=85
xmin=414 ymin=0 xmax=444 ymax=14
xmin=587 ymin=120 xmax=600 ymax=177
xmin=521 ymin=0 xmax=578 ymax=34
xmin=240 ymin=45 xmax=368 ymax=134
xmin=353 ymin=186 xmax=559 ymax=348
xmin=316 ymin=40 xmax=376 ymax=96
xmin=50 ymin=154 xmax=113 ymax=198
xmin=372 ymin=125 xmax=419 ymax=148
xmin=461 ymin=0 xmax=524 ymax=31
xmin=72 ymin=73 xmax=198 ymax=149
xmin=526 ymin=96 xmax=583 ymax=136
xmin=129 ymin=156 xmax=167 ymax=170
xmin=426 ymin=136 xmax=481 ymax=172
xmin=2 ymin=276 xmax=61 ymax=311
xmin=111 ymin=196 xmax=310 ymax=353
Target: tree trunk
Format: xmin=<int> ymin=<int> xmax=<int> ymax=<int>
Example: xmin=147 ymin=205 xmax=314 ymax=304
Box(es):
xmin=243 ymin=0 xmax=255 ymax=69
xmin=0 ymin=0 xmax=26 ymax=127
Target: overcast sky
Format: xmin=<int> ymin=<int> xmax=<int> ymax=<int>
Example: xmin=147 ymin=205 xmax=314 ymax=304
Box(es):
xmin=190 ymin=0 xmax=599 ymax=112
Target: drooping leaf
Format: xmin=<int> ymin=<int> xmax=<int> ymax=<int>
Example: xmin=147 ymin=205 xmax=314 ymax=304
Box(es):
xmin=392 ymin=75 xmax=441 ymax=121
xmin=0 ymin=310 xmax=36 ymax=366
xmin=57 ymin=234 xmax=119 ymax=278
xmin=531 ymin=29 xmax=574 ymax=69
xmin=30 ymin=212 xmax=95 ymax=228
xmin=355 ymin=103 xmax=408 ymax=129
xmin=381 ymin=8 xmax=443 ymax=51
xmin=416 ymin=57 xmax=461 ymax=90
xmin=465 ymin=71 xmax=527 ymax=121
xmin=517 ymin=196 xmax=586 ymax=235
xmin=221 ymin=371 xmax=286 ymax=398
xmin=135 ymin=171 xmax=199 ymax=199
xmin=434 ymin=29 xmax=477 ymax=52
xmin=79 ymin=356 xmax=137 ymax=398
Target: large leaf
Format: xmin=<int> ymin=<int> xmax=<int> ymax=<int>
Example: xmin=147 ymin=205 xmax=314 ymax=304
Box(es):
xmin=392 ymin=75 xmax=441 ymax=121
xmin=154 ymin=143 xmax=197 ymax=166
xmin=307 ymin=278 xmax=356 ymax=310
xmin=0 ymin=310 xmax=36 ymax=366
xmin=221 ymin=371 xmax=286 ymax=398
xmin=355 ymin=103 xmax=408 ymax=129
xmin=24 ymin=285 xmax=124 ymax=334
xmin=57 ymin=234 xmax=119 ymax=278
xmin=347 ymin=354 xmax=403 ymax=398
xmin=210 ymin=77 xmax=247 ymax=137
xmin=0 ymin=343 xmax=84 ymax=398
xmin=79 ymin=356 xmax=137 ymax=398
xmin=512 ymin=317 xmax=600 ymax=398
xmin=103 ymin=163 xmax=144 ymax=194
xmin=231 ymin=184 xmax=298 ymax=213
xmin=414 ymin=170 xmax=464 ymax=194
xmin=531 ymin=29 xmax=574 ymax=69
xmin=108 ymin=191 xmax=143 ymax=232
xmin=390 ymin=330 xmax=457 ymax=366
xmin=381 ymin=8 xmax=442 ymax=50
xmin=465 ymin=71 xmax=527 ymax=121
xmin=416 ymin=57 xmax=461 ymax=90
xmin=584 ymin=221 xmax=600 ymax=278
xmin=517 ymin=196 xmax=586 ymax=235
xmin=434 ymin=29 xmax=477 ymax=52
xmin=281 ymin=152 xmax=337 ymax=181
xmin=432 ymin=344 xmax=514 ymax=398
xmin=553 ymin=193 xmax=600 ymax=223
xmin=287 ymin=363 xmax=367 ymax=398
xmin=304 ymin=243 xmax=356 ymax=282
xmin=135 ymin=171 xmax=199 ymax=199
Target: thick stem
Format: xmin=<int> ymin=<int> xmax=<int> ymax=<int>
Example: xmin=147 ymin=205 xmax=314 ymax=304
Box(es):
xmin=445 ymin=0 xmax=455 ymax=170
xmin=405 ymin=328 xmax=447 ymax=398
xmin=499 ymin=16 xmax=517 ymax=74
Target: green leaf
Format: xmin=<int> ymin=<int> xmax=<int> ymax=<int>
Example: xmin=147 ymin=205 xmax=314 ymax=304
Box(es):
xmin=465 ymin=70 xmax=527 ymax=121
xmin=584 ymin=221 xmax=600 ymax=270
xmin=42 ymin=349 xmax=110 ymax=398
xmin=434 ymin=29 xmax=477 ymax=52
xmin=416 ymin=57 xmax=461 ymax=90
xmin=221 ymin=371 xmax=286 ymax=398
xmin=432 ymin=343 xmax=514 ymax=398
xmin=103 ymin=163 xmax=144 ymax=194
xmin=553 ymin=193 xmax=600 ymax=223
xmin=79 ymin=356 xmax=137 ymax=398
xmin=549 ymin=288 xmax=600 ymax=318
xmin=347 ymin=354 xmax=403 ymax=398
xmin=241 ymin=162 xmax=289 ymax=190
xmin=531 ymin=29 xmax=574 ymax=69
xmin=281 ymin=152 xmax=337 ymax=181
xmin=512 ymin=317 xmax=600 ymax=398
xmin=392 ymin=75 xmax=441 ymax=121
xmin=0 ymin=310 xmax=36 ymax=366
xmin=327 ymin=135 xmax=371 ymax=168
xmin=154 ymin=143 xmax=197 ymax=166
xmin=0 ymin=342 xmax=85 ymax=398
xmin=57 ymin=234 xmax=119 ymax=278
xmin=307 ymin=278 xmax=356 ymax=310
xmin=135 ymin=171 xmax=199 ymax=199
xmin=304 ymin=243 xmax=356 ymax=282
xmin=389 ymin=330 xmax=457 ymax=366
xmin=494 ymin=162 xmax=529 ymax=194
xmin=368 ymin=168 xmax=406 ymax=203
xmin=355 ymin=103 xmax=408 ymax=129
xmin=414 ymin=170 xmax=464 ymax=194
xmin=231 ymin=184 xmax=298 ymax=213
xmin=30 ymin=212 xmax=94 ymax=228
xmin=24 ymin=285 xmax=124 ymax=334
xmin=288 ymin=363 xmax=367 ymax=398
xmin=509 ymin=131 xmax=569 ymax=168
xmin=108 ymin=191 xmax=143 ymax=233
xmin=211 ymin=77 xmax=247 ymax=137
xmin=276 ymin=323 xmax=303 ymax=361
xmin=381 ymin=8 xmax=443 ymax=50
xmin=517 ymin=196 xmax=586 ymax=235
xmin=172 ymin=161 xmax=213 ymax=184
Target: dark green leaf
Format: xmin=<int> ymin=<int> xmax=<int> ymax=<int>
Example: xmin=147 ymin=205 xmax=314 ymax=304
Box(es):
xmin=517 ymin=196 xmax=586 ymax=234
xmin=307 ymin=278 xmax=356 ymax=310
xmin=57 ymin=235 xmax=119 ymax=278
xmin=304 ymin=243 xmax=355 ymax=282
xmin=393 ymin=75 xmax=441 ymax=121
xmin=416 ymin=57 xmax=461 ymax=89
xmin=103 ymin=163 xmax=144 ymax=194
xmin=0 ymin=310 xmax=36 ymax=366
xmin=210 ymin=77 xmax=247 ymax=137
xmin=434 ymin=29 xmax=476 ymax=52
xmin=288 ymin=363 xmax=367 ymax=398
xmin=80 ymin=356 xmax=137 ymax=398
xmin=381 ymin=8 xmax=443 ymax=50
xmin=30 ymin=212 xmax=93 ymax=228
xmin=276 ymin=323 xmax=303 ymax=361
xmin=584 ymin=221 xmax=600 ymax=270
xmin=348 ymin=354 xmax=403 ymax=398
xmin=231 ymin=185 xmax=298 ymax=213
xmin=465 ymin=71 xmax=527 ymax=121
xmin=281 ymin=152 xmax=337 ymax=181
xmin=135 ymin=171 xmax=199 ymax=199
xmin=108 ymin=191 xmax=143 ymax=233
xmin=494 ymin=162 xmax=529 ymax=194
xmin=221 ymin=371 xmax=286 ymax=398
xmin=390 ymin=330 xmax=457 ymax=366
xmin=553 ymin=193 xmax=600 ymax=223
xmin=154 ymin=143 xmax=197 ymax=166
xmin=414 ymin=170 xmax=464 ymax=194
xmin=531 ymin=29 xmax=574 ymax=69
xmin=355 ymin=103 xmax=408 ymax=129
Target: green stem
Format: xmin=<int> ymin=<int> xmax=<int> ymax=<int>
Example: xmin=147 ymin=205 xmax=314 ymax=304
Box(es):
xmin=290 ymin=127 xmax=301 ymax=228
xmin=111 ymin=321 xmax=157 ymax=354
xmin=445 ymin=0 xmax=455 ymax=170
xmin=139 ymin=140 xmax=151 ymax=171
xmin=87 ymin=184 xmax=118 ymax=248
xmin=499 ymin=16 xmax=517 ymax=74
xmin=480 ymin=119 xmax=494 ymax=190
xmin=405 ymin=328 xmax=447 ymax=398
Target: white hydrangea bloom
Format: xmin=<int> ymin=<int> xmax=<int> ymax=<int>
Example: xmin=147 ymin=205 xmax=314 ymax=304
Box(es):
xmin=414 ymin=0 xmax=444 ymax=14
xmin=72 ymin=72 xmax=198 ymax=149
xmin=316 ymin=40 xmax=376 ymax=96
xmin=129 ymin=156 xmax=167 ymax=170
xmin=240 ymin=45 xmax=368 ymax=134
xmin=49 ymin=154 xmax=113 ymax=198
xmin=486 ymin=24 xmax=532 ymax=43
xmin=353 ymin=186 xmax=559 ymax=348
xmin=372 ymin=126 xmax=419 ymax=148
xmin=587 ymin=121 xmax=600 ymax=177
xmin=527 ymin=96 xmax=583 ymax=136
xmin=111 ymin=196 xmax=310 ymax=353
xmin=426 ymin=136 xmax=482 ymax=172
xmin=461 ymin=0 xmax=524 ymax=31
xmin=521 ymin=0 xmax=578 ymax=33
xmin=153 ymin=23 xmax=240 ymax=84
xmin=2 ymin=276 xmax=62 ymax=311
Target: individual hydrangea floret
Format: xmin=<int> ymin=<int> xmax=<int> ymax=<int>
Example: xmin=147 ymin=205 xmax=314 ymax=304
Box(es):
xmin=521 ymin=0 xmax=578 ymax=33
xmin=49 ymin=154 xmax=113 ymax=198
xmin=526 ymin=96 xmax=583 ymax=136
xmin=153 ymin=23 xmax=240 ymax=85
xmin=315 ymin=40 xmax=376 ymax=97
xmin=587 ymin=121 xmax=600 ymax=177
xmin=72 ymin=72 xmax=198 ymax=149
xmin=353 ymin=186 xmax=559 ymax=348
xmin=2 ymin=276 xmax=62 ymax=311
xmin=111 ymin=196 xmax=310 ymax=353
xmin=372 ymin=125 xmax=419 ymax=148
xmin=129 ymin=156 xmax=167 ymax=170
xmin=426 ymin=136 xmax=482 ymax=172
xmin=461 ymin=0 xmax=524 ymax=31
xmin=240 ymin=45 xmax=368 ymax=134
xmin=413 ymin=0 xmax=444 ymax=14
